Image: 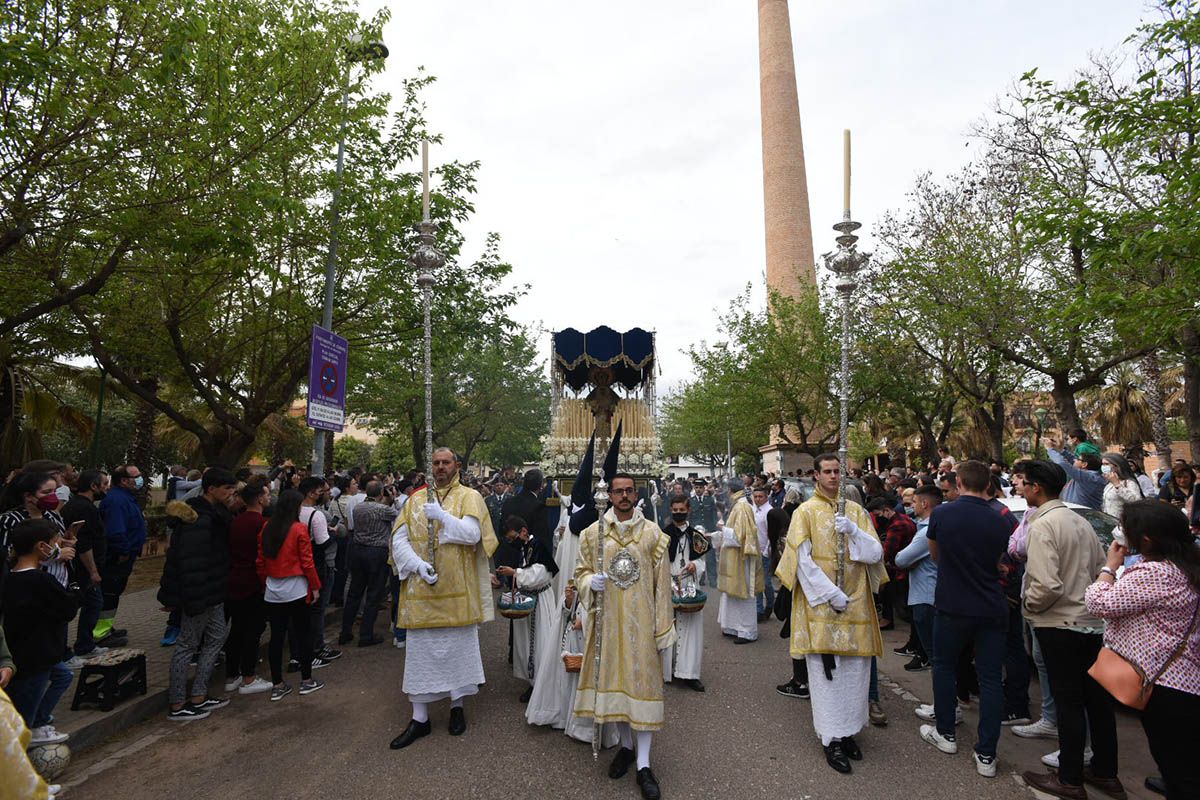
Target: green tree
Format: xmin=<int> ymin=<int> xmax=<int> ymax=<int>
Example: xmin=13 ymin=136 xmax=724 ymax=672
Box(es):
xmin=332 ymin=435 xmax=372 ymax=472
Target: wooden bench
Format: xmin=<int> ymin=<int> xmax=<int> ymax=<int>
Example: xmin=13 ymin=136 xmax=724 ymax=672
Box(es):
xmin=70 ymin=648 xmax=147 ymax=712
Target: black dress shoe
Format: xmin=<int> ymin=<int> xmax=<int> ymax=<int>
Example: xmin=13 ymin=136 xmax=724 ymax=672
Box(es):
xmin=1144 ymin=776 xmax=1166 ymax=796
xmin=358 ymin=637 xmax=383 ymax=647
xmin=733 ymin=637 xmax=755 ymax=645
xmin=448 ymin=706 xmax=466 ymax=736
xmin=519 ymin=685 xmax=533 ymax=703
xmin=608 ymin=747 xmax=636 ymax=779
xmin=841 ymin=736 xmax=862 ymax=761
xmin=685 ymin=678 xmax=705 ymax=692
xmin=389 ymin=719 xmax=431 ymax=749
xmin=636 ymin=767 xmax=661 ymax=800
xmin=824 ymin=741 xmax=852 ymax=774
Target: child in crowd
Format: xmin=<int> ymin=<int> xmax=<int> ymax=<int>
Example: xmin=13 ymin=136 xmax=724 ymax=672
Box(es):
xmin=2 ymin=518 xmax=80 ymax=745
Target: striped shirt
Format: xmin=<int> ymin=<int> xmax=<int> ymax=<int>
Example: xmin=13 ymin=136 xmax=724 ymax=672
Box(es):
xmin=351 ymin=500 xmax=398 ymax=548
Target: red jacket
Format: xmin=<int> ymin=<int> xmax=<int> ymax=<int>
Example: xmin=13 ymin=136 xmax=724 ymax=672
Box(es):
xmin=256 ymin=521 xmax=321 ymax=594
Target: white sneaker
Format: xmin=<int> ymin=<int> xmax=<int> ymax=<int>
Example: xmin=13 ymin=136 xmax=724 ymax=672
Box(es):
xmin=1013 ymin=717 xmax=1059 ymax=739
xmin=914 ymin=703 xmax=963 ymax=725
xmin=237 ymin=676 xmax=273 ymax=695
xmin=224 ymin=678 xmax=242 ymax=693
xmin=394 ymin=637 xmax=406 ymax=649
xmin=65 ymin=656 xmax=86 ymax=670
xmin=1041 ymin=747 xmax=1093 ymax=769
xmin=30 ymin=725 xmax=69 ymax=745
xmin=920 ymin=723 xmax=958 ymax=754
xmin=47 ymin=785 xmax=61 ymax=798
xmin=974 ymin=751 xmax=997 ymax=777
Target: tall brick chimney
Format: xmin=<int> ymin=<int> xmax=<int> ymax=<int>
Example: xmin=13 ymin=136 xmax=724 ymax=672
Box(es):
xmin=758 ymin=0 xmax=815 ymax=296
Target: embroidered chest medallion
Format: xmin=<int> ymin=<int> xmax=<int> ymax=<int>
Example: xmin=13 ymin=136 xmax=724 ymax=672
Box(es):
xmin=608 ymin=546 xmax=641 ymax=589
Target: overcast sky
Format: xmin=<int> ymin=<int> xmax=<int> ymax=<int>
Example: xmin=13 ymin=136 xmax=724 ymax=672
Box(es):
xmin=363 ymin=0 xmax=1147 ymax=390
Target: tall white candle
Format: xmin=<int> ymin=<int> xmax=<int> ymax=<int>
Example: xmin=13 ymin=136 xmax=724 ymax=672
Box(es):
xmin=843 ymin=129 xmax=851 ymax=217
xmin=422 ymin=140 xmax=430 ymax=220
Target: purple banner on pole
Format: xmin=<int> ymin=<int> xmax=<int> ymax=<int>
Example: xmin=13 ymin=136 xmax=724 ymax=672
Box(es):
xmin=307 ymin=325 xmax=348 ymax=432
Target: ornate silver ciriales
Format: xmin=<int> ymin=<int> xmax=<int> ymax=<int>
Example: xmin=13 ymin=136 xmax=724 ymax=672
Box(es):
xmin=412 ymin=217 xmax=444 ymax=584
xmin=590 ymin=476 xmax=609 ymax=760
xmin=822 ymin=213 xmax=869 ymax=591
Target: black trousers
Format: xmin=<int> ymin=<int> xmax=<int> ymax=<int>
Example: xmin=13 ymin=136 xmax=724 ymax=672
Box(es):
xmin=268 ymin=598 xmax=311 ymax=684
xmin=339 ymin=545 xmax=390 ymax=643
xmin=1035 ymin=628 xmax=1118 ymax=785
xmin=1142 ymin=684 xmax=1200 ymax=800
xmin=224 ymin=595 xmax=266 ymax=679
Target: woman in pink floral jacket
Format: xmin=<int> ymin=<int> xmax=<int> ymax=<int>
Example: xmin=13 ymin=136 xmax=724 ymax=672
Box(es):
xmin=1086 ymin=500 xmax=1200 ymax=800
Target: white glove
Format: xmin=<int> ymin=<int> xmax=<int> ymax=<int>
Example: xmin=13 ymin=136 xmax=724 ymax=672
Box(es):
xmin=829 ymin=589 xmax=849 ymax=612
xmin=423 ymin=502 xmax=447 ymax=522
xmin=834 ymin=515 xmax=858 ymax=536
xmin=416 ymin=561 xmax=438 ymax=584
xmin=590 ymin=573 xmax=607 ymax=592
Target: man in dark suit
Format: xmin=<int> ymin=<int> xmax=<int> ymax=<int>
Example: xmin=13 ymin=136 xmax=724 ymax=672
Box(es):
xmin=499 ymin=469 xmax=550 ymax=566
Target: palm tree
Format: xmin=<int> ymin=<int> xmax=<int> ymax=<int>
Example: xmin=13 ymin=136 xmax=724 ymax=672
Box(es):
xmin=0 ymin=352 xmax=105 ymax=475
xmin=1083 ymin=365 xmax=1153 ymax=455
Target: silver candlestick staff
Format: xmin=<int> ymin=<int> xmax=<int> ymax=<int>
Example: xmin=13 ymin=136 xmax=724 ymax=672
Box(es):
xmin=821 ymin=209 xmax=869 ymax=591
xmin=411 ymin=203 xmax=443 ymax=583
xmin=590 ymin=476 xmax=609 ymax=760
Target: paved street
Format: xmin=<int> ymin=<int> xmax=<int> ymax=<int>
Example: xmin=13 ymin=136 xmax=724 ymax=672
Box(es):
xmin=58 ymin=599 xmax=1159 ymax=800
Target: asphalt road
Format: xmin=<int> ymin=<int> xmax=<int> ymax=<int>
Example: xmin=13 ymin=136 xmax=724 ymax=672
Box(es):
xmin=59 ymin=599 xmax=1158 ymax=800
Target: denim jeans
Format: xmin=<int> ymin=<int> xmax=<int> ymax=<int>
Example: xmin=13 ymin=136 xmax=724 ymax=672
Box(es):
xmin=331 ymin=537 xmax=351 ymax=605
xmin=291 ymin=559 xmax=332 ymax=659
xmin=756 ymin=555 xmax=775 ymax=614
xmin=1027 ymin=618 xmax=1056 ymax=724
xmin=73 ymin=583 xmax=104 ymax=655
xmin=702 ymin=547 xmax=718 ymax=587
xmin=911 ymin=603 xmax=935 ymax=658
xmin=932 ymin=610 xmax=1006 ymax=756
xmin=340 ymin=544 xmax=391 ymax=643
xmin=8 ymin=662 xmax=73 ymax=728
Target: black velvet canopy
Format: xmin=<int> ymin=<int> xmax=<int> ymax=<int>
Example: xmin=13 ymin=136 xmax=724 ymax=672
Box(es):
xmin=552 ymin=326 xmax=654 ymax=391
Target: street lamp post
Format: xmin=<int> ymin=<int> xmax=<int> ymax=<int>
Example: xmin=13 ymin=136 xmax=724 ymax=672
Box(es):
xmin=312 ymin=38 xmax=389 ymax=476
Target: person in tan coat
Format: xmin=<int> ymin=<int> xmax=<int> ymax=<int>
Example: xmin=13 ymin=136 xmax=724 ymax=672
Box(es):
xmin=1019 ymin=460 xmax=1122 ymax=800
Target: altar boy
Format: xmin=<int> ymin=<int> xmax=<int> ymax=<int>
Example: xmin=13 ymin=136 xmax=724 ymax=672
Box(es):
xmin=661 ymin=496 xmax=708 ymax=691
xmin=496 ymin=516 xmax=558 ymax=702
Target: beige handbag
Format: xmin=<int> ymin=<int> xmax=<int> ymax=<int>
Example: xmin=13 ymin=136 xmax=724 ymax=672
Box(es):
xmin=1088 ymin=596 xmax=1199 ymax=710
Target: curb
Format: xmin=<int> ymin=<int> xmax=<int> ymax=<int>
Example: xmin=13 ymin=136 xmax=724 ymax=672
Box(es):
xmin=66 ymin=604 xmax=348 ymax=756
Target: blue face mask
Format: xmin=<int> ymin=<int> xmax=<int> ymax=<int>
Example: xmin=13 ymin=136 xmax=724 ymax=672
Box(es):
xmin=133 ymin=476 xmax=145 ymax=489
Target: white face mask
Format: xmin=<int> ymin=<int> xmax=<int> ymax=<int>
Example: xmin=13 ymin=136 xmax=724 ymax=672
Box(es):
xmin=1101 ymin=464 xmax=1113 ymax=475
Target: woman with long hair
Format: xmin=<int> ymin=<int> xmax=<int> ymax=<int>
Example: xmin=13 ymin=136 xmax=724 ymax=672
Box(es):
xmin=256 ymin=489 xmax=323 ymax=701
xmin=1086 ymin=500 xmax=1200 ymax=800
xmin=0 ymin=472 xmax=70 ymax=587
xmin=1159 ymin=464 xmax=1195 ymax=508
xmin=1099 ymin=452 xmax=1143 ymax=519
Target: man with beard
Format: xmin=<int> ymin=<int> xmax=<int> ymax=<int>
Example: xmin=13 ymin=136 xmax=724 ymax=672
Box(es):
xmin=388 ymin=448 xmax=498 ymax=749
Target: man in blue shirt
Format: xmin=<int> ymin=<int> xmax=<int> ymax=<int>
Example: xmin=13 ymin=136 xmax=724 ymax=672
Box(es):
xmin=95 ymin=464 xmax=148 ymax=644
xmin=895 ymin=484 xmax=942 ymax=672
xmin=1044 ymin=438 xmax=1104 ymax=510
xmin=920 ymin=460 xmax=1012 ymax=779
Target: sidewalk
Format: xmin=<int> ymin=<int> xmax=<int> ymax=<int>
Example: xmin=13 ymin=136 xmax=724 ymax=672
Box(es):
xmin=876 ymin=625 xmax=1160 ymax=800
xmin=56 ymin=587 xmax=344 ymax=754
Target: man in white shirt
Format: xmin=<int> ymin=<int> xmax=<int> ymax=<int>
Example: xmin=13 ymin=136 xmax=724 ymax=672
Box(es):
xmin=292 ymin=477 xmax=341 ymax=670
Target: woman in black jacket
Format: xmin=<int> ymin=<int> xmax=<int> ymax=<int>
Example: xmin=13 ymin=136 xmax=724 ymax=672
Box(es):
xmin=157 ymin=468 xmax=237 ymax=721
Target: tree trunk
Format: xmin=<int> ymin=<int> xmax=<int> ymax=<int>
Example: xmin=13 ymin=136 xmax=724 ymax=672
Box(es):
xmin=1182 ymin=324 xmax=1200 ymax=463
xmin=126 ymin=378 xmax=159 ymax=476
xmin=985 ymin=396 xmax=1006 ymax=462
xmin=200 ymin=429 xmax=258 ymax=470
xmin=1141 ymin=351 xmax=1173 ymax=470
xmin=323 ymin=434 xmax=334 ymax=477
xmin=1049 ymin=373 xmax=1082 ymax=435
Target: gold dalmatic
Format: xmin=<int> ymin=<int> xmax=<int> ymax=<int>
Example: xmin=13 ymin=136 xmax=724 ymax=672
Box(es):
xmin=392 ymin=477 xmax=498 ymax=630
xmin=574 ymin=509 xmax=676 ymax=731
xmin=775 ymin=492 xmax=887 ymax=658
xmin=717 ymin=495 xmax=763 ymax=600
